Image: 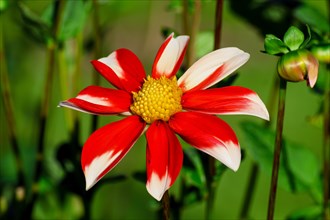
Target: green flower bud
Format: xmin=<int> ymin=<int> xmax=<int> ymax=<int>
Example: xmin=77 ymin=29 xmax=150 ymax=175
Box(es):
xmin=310 ymin=44 xmax=330 ymax=64
xmin=277 ymin=49 xmax=319 ymax=88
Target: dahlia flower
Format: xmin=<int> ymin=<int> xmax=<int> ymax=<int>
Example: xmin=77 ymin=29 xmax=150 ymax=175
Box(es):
xmin=59 ymin=33 xmax=269 ymax=201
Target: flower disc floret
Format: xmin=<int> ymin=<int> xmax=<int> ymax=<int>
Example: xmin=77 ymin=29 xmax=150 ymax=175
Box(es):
xmin=130 ymin=76 xmax=182 ymax=123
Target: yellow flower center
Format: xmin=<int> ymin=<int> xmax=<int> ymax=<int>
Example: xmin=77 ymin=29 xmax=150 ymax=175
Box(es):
xmin=130 ymin=76 xmax=183 ymax=124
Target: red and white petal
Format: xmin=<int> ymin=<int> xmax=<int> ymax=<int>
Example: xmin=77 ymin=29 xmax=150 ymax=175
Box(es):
xmin=91 ymin=49 xmax=146 ymax=92
xmin=178 ymin=47 xmax=250 ymax=92
xmin=58 ymin=86 xmax=132 ymax=115
xmin=82 ymin=115 xmax=145 ymax=190
xmin=152 ymin=33 xmax=189 ymax=79
xmin=182 ymin=86 xmax=269 ymax=120
xmin=146 ymin=121 xmax=183 ymax=201
xmin=169 ymin=112 xmax=241 ymax=171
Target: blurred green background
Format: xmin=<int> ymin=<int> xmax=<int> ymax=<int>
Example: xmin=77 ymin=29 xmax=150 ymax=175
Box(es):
xmin=1 ymin=0 xmax=328 ymax=219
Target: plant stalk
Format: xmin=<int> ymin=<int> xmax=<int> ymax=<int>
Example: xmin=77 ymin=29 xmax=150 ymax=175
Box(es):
xmin=204 ymin=1 xmax=223 ymax=219
xmin=25 ymin=0 xmax=65 ymax=217
xmin=1 ymin=28 xmax=26 ymax=211
xmin=91 ymin=0 xmax=102 ymax=133
xmin=182 ymin=0 xmax=201 ymax=67
xmin=162 ymin=190 xmax=170 ymax=220
xmin=240 ymin=73 xmax=280 ymax=219
xmin=267 ymin=78 xmax=287 ymax=220
xmin=323 ymin=64 xmax=330 ymax=220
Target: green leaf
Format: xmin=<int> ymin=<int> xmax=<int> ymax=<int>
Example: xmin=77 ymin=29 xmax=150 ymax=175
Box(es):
xmin=18 ymin=3 xmax=52 ymax=44
xmin=196 ymin=32 xmax=214 ymax=58
xmin=299 ymin=25 xmax=311 ymax=49
xmin=286 ymin=205 xmax=322 ymax=220
xmin=264 ymin=34 xmax=289 ymax=55
xmin=59 ymin=0 xmax=91 ymax=41
xmin=182 ymin=148 xmax=206 ymax=189
xmin=0 ymin=0 xmax=8 ymax=12
xmin=42 ymin=0 xmax=91 ymax=42
xmin=283 ymin=26 xmax=305 ymax=51
xmin=241 ymin=122 xmax=320 ymax=193
xmin=294 ymin=4 xmax=330 ymax=33
xmin=181 ymin=148 xmax=207 ymax=205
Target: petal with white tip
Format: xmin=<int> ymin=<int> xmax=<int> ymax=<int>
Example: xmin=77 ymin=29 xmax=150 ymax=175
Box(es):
xmin=58 ymin=86 xmax=132 ymax=115
xmin=178 ymin=47 xmax=250 ymax=92
xmin=152 ymin=33 xmax=189 ymax=79
xmin=169 ymin=112 xmax=241 ymax=171
xmin=182 ymin=86 xmax=269 ymax=120
xmin=146 ymin=121 xmax=183 ymax=201
xmin=82 ymin=116 xmax=145 ymax=190
xmin=92 ymin=49 xmax=146 ymax=92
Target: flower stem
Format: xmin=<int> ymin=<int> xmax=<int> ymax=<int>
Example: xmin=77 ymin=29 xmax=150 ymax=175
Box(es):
xmin=0 ymin=30 xmax=26 ymax=212
xmin=213 ymin=0 xmax=223 ymax=50
xmin=267 ymin=78 xmax=287 ymax=220
xmin=323 ymin=64 xmax=330 ymax=220
xmin=25 ymin=0 xmax=65 ymax=217
xmin=182 ymin=0 xmax=201 ymax=67
xmin=204 ymin=1 xmax=224 ymax=219
xmin=240 ymin=75 xmax=279 ymax=219
xmin=91 ymin=0 xmax=102 ymax=133
xmin=239 ymin=163 xmax=259 ymax=219
xmin=162 ymin=190 xmax=170 ymax=220
xmin=58 ymin=44 xmax=74 ymax=131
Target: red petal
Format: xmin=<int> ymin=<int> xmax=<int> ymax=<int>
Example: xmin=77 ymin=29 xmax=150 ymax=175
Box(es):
xmin=152 ymin=33 xmax=189 ymax=79
xmin=58 ymin=86 xmax=132 ymax=115
xmin=82 ymin=115 xmax=145 ymax=190
xmin=92 ymin=49 xmax=146 ymax=92
xmin=146 ymin=121 xmax=183 ymax=201
xmin=178 ymin=47 xmax=250 ymax=92
xmin=169 ymin=112 xmax=241 ymax=171
xmin=182 ymin=86 xmax=269 ymax=120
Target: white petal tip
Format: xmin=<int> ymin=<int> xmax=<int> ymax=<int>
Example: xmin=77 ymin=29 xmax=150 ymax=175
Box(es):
xmin=146 ymin=184 xmax=164 ymax=201
xmin=208 ymin=141 xmax=241 ymax=172
xmin=84 ymin=171 xmax=98 ymax=191
xmin=146 ymin=172 xmax=170 ymax=201
xmin=83 ymin=150 xmax=120 ymax=192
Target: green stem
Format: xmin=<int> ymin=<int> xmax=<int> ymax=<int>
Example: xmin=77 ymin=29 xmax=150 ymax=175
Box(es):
xmin=240 ymin=74 xmax=279 ymax=219
xmin=91 ymin=0 xmax=102 ymax=133
xmin=213 ymin=0 xmax=223 ymax=50
xmin=182 ymin=0 xmax=201 ymax=67
xmin=25 ymin=0 xmax=65 ymax=217
xmin=239 ymin=163 xmax=259 ymax=219
xmin=162 ymin=190 xmax=170 ymax=220
xmin=267 ymin=78 xmax=287 ymax=220
xmin=182 ymin=0 xmax=189 ymax=36
xmin=58 ymin=45 xmax=74 ymax=131
xmin=323 ymin=65 xmax=330 ymax=220
xmin=204 ymin=1 xmax=223 ymax=219
xmin=0 ymin=28 xmax=26 ymax=215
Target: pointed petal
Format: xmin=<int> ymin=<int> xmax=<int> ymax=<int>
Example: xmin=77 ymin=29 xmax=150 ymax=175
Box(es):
xmin=182 ymin=86 xmax=269 ymax=120
xmin=58 ymin=86 xmax=132 ymax=115
xmin=178 ymin=47 xmax=250 ymax=92
xmin=169 ymin=112 xmax=241 ymax=171
xmin=82 ymin=116 xmax=145 ymax=190
xmin=152 ymin=33 xmax=189 ymax=79
xmin=306 ymin=54 xmax=319 ymax=88
xmin=146 ymin=121 xmax=183 ymax=201
xmin=92 ymin=49 xmax=146 ymax=92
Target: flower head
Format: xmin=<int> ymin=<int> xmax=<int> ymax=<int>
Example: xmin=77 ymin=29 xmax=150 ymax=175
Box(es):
xmin=59 ymin=33 xmax=269 ymax=201
xmin=277 ymin=49 xmax=319 ymax=88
